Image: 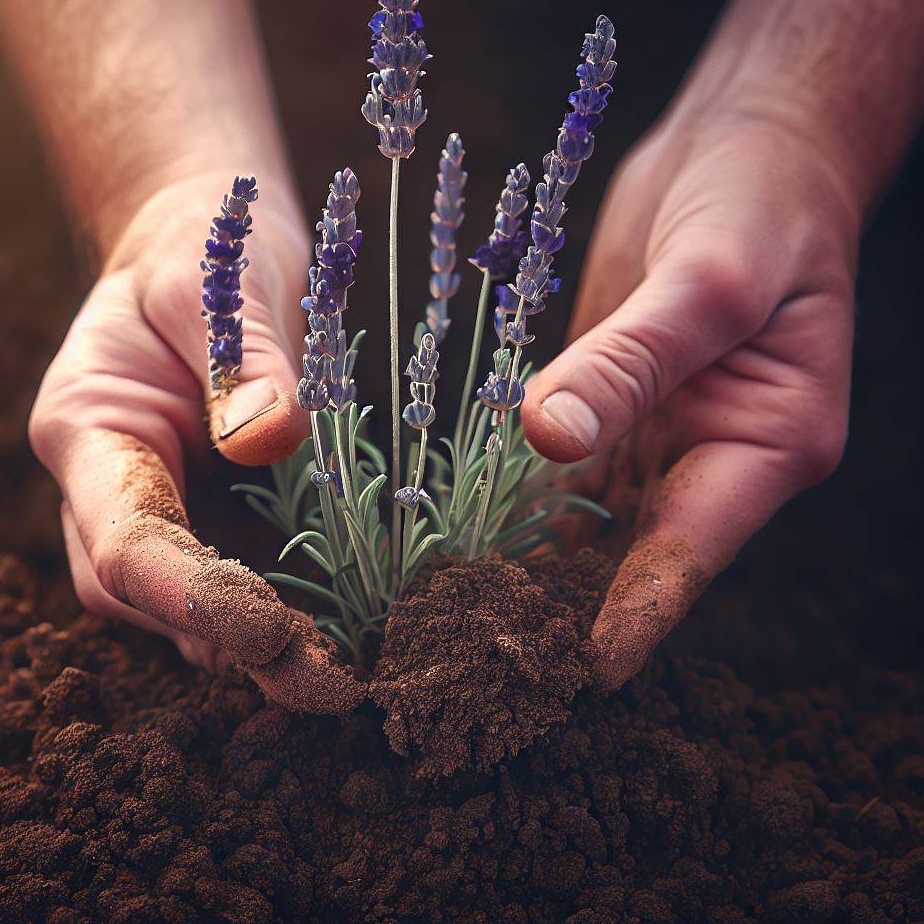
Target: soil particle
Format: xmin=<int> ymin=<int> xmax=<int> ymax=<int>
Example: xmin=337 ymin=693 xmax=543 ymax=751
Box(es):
xmin=369 ymin=555 xmax=591 ymax=779
xmin=0 ymin=551 xmax=922 ymax=923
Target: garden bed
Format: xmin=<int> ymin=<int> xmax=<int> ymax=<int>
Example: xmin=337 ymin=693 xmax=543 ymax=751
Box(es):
xmin=1 ymin=550 xmax=922 ymax=924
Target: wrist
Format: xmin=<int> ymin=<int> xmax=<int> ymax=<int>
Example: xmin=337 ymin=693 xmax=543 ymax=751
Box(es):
xmin=664 ymin=0 xmax=924 ymax=220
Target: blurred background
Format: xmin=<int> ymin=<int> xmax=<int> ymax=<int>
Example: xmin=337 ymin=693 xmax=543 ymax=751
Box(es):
xmin=0 ymin=0 xmax=920 ymax=690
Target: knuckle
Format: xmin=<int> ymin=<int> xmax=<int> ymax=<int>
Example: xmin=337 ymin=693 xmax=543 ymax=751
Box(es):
xmin=793 ymin=419 xmax=848 ymax=486
xmin=673 ymin=246 xmax=764 ymax=336
xmin=587 ymin=327 xmax=667 ymax=420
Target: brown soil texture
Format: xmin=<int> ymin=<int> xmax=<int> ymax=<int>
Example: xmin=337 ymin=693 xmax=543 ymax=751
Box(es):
xmin=369 ymin=555 xmax=596 ymax=779
xmin=2 ymin=553 xmax=923 ymax=924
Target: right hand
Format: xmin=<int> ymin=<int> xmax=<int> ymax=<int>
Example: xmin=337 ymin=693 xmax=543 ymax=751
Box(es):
xmin=29 ymin=171 xmax=365 ymax=714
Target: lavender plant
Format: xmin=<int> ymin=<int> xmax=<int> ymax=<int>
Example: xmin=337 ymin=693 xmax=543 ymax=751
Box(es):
xmin=231 ymin=9 xmax=615 ymax=659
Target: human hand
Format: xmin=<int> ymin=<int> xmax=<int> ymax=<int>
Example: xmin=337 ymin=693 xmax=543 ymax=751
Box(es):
xmin=29 ymin=171 xmax=365 ymax=714
xmin=522 ymin=109 xmax=860 ymax=689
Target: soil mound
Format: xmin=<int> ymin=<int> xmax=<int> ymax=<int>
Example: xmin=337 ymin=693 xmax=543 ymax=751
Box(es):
xmin=1 ymin=551 xmax=923 ymax=923
xmin=369 ymin=555 xmax=593 ymax=779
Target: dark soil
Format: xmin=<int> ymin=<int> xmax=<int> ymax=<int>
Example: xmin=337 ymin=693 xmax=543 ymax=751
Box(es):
xmin=2 ymin=551 xmax=923 ymax=924
xmin=369 ymin=555 xmax=596 ymax=779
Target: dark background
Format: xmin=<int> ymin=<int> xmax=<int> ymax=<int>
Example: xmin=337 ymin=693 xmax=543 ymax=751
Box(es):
xmin=0 ymin=1 xmax=920 ymax=690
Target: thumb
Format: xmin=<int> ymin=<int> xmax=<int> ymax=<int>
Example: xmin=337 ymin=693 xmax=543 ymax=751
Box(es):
xmin=207 ymin=297 xmax=310 ymax=467
xmin=521 ymin=249 xmax=768 ymax=463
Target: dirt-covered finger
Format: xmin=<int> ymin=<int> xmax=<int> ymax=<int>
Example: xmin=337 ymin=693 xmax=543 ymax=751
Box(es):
xmin=591 ymin=440 xmax=808 ymax=690
xmin=246 ymin=617 xmax=367 ymax=716
xmin=50 ymin=428 xmax=296 ymax=665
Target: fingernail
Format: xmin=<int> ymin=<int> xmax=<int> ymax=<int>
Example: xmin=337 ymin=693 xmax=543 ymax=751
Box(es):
xmin=541 ymin=391 xmax=600 ymax=451
xmin=218 ymin=377 xmax=280 ymax=438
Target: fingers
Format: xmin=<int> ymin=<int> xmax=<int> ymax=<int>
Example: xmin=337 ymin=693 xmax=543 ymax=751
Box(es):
xmin=522 ymin=246 xmax=771 ymax=463
xmin=48 ymin=427 xmax=296 ymax=666
xmin=52 ymin=428 xmax=362 ymax=713
xmin=120 ymin=176 xmax=312 ymax=466
xmin=247 ymin=618 xmax=366 ymax=715
xmin=590 ymin=435 xmax=840 ymax=691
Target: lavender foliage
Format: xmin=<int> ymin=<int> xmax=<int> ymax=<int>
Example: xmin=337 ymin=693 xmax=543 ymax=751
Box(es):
xmin=470 ymin=163 xmax=530 ymax=281
xmin=362 ymin=0 xmax=429 ymax=158
xmin=201 ymin=176 xmax=258 ymax=392
xmin=422 ymin=133 xmax=466 ymax=346
xmin=296 ymin=169 xmax=363 ymax=416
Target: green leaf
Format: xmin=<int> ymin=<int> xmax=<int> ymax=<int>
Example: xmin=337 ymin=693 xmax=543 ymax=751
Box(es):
xmin=405 ymin=531 xmax=446 ymax=577
xmin=493 ymin=510 xmax=549 ymax=546
xmin=322 ymin=622 xmax=356 ymax=653
xmin=355 ymin=436 xmax=387 ymax=474
xmin=357 ymin=473 xmax=388 ymax=530
xmin=264 ymin=572 xmax=362 ymax=617
xmin=279 ymin=529 xmax=333 ymax=562
xmin=538 ymin=493 xmax=612 ymax=519
xmin=419 ymin=494 xmax=446 ymax=533
xmin=231 ymin=483 xmax=281 ymax=504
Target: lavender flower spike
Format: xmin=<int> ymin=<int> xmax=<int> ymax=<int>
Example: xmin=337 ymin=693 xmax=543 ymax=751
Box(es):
xmin=362 ymin=0 xmax=429 ymax=158
xmin=478 ymin=15 xmax=615 ymax=415
xmin=469 ymin=163 xmax=530 ymax=281
xmin=397 ymin=331 xmax=439 ymax=511
xmin=201 ymin=176 xmax=258 ymax=392
xmin=511 ymin=15 xmax=615 ymax=322
xmin=296 ymin=168 xmax=363 ymax=417
xmin=421 ymin=133 xmax=466 ymax=346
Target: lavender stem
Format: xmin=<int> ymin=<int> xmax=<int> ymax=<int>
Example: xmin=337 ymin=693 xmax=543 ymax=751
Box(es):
xmin=453 ymin=269 xmax=492 ymax=453
xmin=389 ymin=156 xmax=402 ymax=581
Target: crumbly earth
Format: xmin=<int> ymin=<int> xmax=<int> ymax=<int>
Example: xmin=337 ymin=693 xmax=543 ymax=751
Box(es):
xmin=369 ymin=555 xmax=593 ymax=779
xmin=1 ymin=551 xmax=922 ymax=924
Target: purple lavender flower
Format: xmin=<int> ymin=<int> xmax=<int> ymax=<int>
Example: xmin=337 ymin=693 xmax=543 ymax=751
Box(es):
xmin=511 ymin=16 xmax=615 ymax=322
xmin=201 ymin=176 xmax=258 ymax=392
xmin=477 ymin=16 xmax=615 ymax=416
xmin=402 ymin=332 xmax=439 ymax=429
xmin=361 ymin=0 xmax=429 ymax=158
xmin=470 ymin=163 xmax=531 ymax=281
xmin=478 ymin=371 xmax=525 ymax=414
xmin=492 ymin=285 xmax=524 ymax=347
xmin=297 ymin=169 xmax=362 ymax=415
xmin=422 ymin=133 xmax=466 ymax=346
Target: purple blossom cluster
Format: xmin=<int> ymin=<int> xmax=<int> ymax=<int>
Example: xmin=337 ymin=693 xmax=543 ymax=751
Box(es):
xmin=469 ymin=163 xmax=531 ymax=281
xmin=362 ymin=0 xmax=429 ymax=158
xmin=201 ymin=176 xmax=258 ymax=392
xmin=480 ymin=15 xmax=616 ymax=413
xmin=423 ymin=133 xmax=466 ymax=346
xmin=296 ymin=169 xmax=362 ymax=414
xmin=511 ymin=15 xmax=616 ymax=321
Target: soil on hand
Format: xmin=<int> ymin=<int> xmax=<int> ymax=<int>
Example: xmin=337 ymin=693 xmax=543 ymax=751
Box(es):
xmin=2 ymin=552 xmax=923 ymax=924
xmin=369 ymin=555 xmax=596 ymax=779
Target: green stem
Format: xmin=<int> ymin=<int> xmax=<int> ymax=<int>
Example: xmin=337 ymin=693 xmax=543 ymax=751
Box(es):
xmin=453 ymin=270 xmax=492 ymax=452
xmin=333 ymin=409 xmax=356 ymax=507
xmin=468 ymin=426 xmax=502 ymax=559
xmin=388 ymin=155 xmax=402 ymax=583
xmin=400 ymin=427 xmax=428 ymax=594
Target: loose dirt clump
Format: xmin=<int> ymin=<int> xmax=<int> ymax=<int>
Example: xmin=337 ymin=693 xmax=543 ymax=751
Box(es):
xmin=1 ymin=551 xmax=923 ymax=923
xmin=369 ymin=556 xmax=593 ymax=779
